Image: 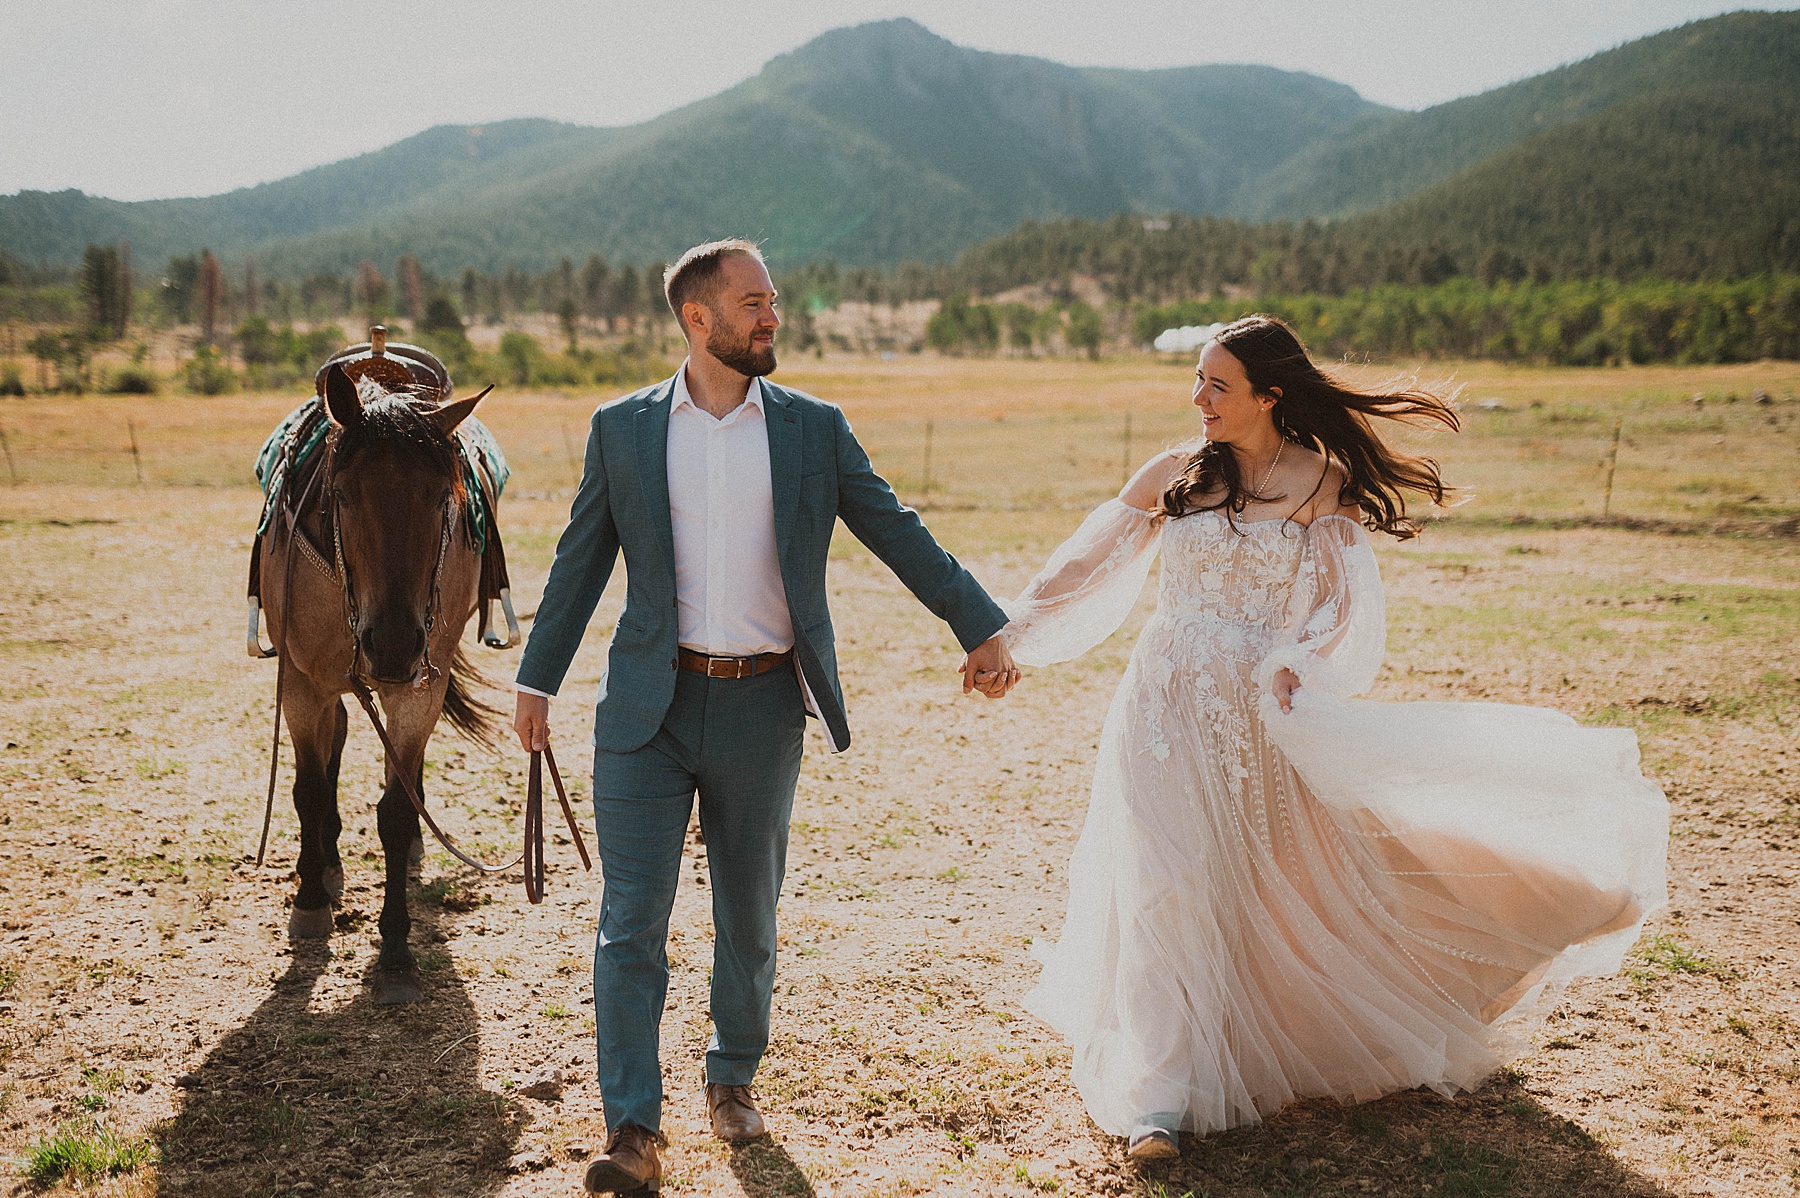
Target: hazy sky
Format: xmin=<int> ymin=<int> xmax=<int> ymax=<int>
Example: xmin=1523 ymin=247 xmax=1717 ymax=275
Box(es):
xmin=3 ymin=0 xmax=1790 ymax=201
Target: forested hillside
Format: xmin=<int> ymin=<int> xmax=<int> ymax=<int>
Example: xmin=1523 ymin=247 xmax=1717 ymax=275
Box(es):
xmin=1240 ymin=8 xmax=1800 ymax=219
xmin=0 ymin=20 xmax=1383 ymax=273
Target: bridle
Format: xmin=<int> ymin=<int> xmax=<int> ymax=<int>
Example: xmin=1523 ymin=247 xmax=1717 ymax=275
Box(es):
xmin=324 ymin=436 xmax=455 ymax=691
xmin=255 ymin=410 xmax=589 ymax=902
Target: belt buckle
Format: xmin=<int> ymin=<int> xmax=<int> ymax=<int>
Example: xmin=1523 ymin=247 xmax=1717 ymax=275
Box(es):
xmin=736 ymin=656 xmax=753 ymax=679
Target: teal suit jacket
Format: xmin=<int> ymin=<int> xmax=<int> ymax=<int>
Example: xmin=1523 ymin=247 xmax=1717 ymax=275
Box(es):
xmin=516 ymin=375 xmax=1008 ymax=753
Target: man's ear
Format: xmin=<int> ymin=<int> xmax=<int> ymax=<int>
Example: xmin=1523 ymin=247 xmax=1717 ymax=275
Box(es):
xmin=681 ymin=299 xmax=710 ymax=340
xmin=430 ymin=385 xmax=492 ymax=435
xmin=323 ymin=363 xmax=362 ymax=429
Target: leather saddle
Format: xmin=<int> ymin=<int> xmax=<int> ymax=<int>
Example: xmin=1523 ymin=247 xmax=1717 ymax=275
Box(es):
xmin=247 ymin=327 xmax=518 ymax=653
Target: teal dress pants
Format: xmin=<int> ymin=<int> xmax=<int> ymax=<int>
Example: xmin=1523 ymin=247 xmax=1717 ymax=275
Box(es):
xmin=590 ymin=665 xmax=807 ymax=1134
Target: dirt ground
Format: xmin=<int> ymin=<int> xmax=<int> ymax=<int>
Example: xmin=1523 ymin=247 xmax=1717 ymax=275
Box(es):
xmin=1 ymin=356 xmax=1798 ymax=1197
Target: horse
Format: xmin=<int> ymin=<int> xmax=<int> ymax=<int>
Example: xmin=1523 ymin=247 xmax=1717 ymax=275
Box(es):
xmin=257 ymin=361 xmax=501 ymax=1005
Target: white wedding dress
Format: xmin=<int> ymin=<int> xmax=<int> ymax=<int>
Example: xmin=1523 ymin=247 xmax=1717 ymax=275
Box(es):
xmin=1001 ymin=497 xmax=1668 ymax=1137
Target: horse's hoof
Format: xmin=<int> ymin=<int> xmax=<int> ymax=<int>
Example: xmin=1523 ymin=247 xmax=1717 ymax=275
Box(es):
xmin=288 ymin=905 xmax=334 ymax=940
xmin=372 ymin=962 xmax=425 ymax=1005
xmin=322 ymin=866 xmax=345 ymax=903
xmin=408 ymin=835 xmax=424 ymax=866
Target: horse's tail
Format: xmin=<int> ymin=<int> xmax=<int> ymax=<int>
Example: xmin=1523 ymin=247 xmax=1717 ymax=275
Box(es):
xmin=442 ymin=645 xmax=504 ymax=747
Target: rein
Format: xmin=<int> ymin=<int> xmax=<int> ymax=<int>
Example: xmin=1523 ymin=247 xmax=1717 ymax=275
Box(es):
xmin=344 ymin=678 xmax=589 ymax=899
xmin=255 ymin=417 xmax=590 ymax=902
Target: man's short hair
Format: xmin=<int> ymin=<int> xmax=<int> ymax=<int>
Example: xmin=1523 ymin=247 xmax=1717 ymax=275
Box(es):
xmin=663 ymin=239 xmax=766 ymax=329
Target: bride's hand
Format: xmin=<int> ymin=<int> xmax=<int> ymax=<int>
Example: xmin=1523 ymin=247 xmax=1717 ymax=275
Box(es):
xmin=1273 ymin=668 xmax=1301 ymax=713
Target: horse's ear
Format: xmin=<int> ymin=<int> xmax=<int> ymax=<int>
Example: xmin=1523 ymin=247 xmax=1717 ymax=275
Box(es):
xmin=323 ymin=363 xmax=363 ymax=429
xmin=430 ymin=385 xmax=492 ymax=435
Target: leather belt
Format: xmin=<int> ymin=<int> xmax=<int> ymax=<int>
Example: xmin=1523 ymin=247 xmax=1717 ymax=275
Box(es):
xmin=678 ymin=647 xmax=794 ymax=679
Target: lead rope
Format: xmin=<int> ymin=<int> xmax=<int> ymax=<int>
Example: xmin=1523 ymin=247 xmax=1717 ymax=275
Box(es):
xmin=257 ymin=442 xmax=328 ymax=867
xmin=526 ymin=743 xmax=591 ymax=904
xmin=345 ymin=678 xmax=592 ymax=902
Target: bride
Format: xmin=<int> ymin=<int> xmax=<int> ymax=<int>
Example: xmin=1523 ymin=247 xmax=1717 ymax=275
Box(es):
xmin=998 ymin=315 xmax=1668 ymax=1160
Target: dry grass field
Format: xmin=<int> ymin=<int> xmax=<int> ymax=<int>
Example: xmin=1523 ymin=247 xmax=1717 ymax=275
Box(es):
xmin=1 ymin=354 xmax=1798 ymax=1198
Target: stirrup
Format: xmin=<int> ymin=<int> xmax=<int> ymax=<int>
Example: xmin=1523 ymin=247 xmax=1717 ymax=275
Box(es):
xmin=482 ymin=587 xmax=521 ymax=649
xmin=247 ymin=597 xmax=277 ymax=658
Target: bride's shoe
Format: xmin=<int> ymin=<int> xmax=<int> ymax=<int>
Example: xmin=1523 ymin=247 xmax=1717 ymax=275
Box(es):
xmin=1126 ymin=1126 xmax=1178 ymax=1160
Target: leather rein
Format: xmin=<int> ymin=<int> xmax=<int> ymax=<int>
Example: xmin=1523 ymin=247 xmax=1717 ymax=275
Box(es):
xmin=255 ymin=421 xmax=589 ymax=903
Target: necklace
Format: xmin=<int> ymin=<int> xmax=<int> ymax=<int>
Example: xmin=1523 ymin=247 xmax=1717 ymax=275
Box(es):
xmin=1248 ymin=439 xmax=1285 ymax=500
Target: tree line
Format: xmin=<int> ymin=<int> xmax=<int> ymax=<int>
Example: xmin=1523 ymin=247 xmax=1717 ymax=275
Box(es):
xmin=1136 ymin=276 xmax=1800 ymax=366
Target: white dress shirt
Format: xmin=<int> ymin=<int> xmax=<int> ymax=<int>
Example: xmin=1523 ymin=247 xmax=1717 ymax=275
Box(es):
xmin=665 ymin=369 xmax=793 ymax=655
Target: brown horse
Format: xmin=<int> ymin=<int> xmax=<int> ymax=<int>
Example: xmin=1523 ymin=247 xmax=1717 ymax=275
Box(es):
xmin=258 ymin=363 xmax=499 ymax=1004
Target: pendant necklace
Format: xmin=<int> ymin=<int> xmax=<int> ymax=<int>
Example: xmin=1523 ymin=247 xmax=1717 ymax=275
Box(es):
xmin=1249 ymin=439 xmax=1285 ymax=500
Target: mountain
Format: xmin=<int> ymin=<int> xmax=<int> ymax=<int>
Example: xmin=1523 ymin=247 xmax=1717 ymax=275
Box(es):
xmin=0 ymin=120 xmax=615 ymax=269
xmin=1243 ymin=9 xmax=1800 ymax=220
xmin=0 ymin=19 xmax=1385 ymax=273
xmin=3 ymin=11 xmax=1798 ymax=279
xmin=1342 ymin=86 xmax=1800 ymax=280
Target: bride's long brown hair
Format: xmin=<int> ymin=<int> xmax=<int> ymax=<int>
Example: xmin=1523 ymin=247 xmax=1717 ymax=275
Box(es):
xmin=1160 ymin=314 xmax=1460 ymax=539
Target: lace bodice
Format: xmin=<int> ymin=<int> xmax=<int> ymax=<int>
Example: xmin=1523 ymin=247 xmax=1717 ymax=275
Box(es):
xmin=1158 ymin=513 xmax=1307 ymax=628
xmin=1001 ymin=498 xmax=1385 ymax=700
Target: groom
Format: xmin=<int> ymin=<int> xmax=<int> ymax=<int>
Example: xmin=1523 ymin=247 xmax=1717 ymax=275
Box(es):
xmin=513 ymin=238 xmax=1018 ymax=1193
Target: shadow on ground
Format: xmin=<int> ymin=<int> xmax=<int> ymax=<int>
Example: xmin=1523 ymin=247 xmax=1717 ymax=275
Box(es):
xmin=731 ymin=1138 xmax=818 ymax=1198
xmin=1125 ymin=1073 xmax=1677 ymax=1197
xmin=150 ymin=897 xmax=523 ymax=1197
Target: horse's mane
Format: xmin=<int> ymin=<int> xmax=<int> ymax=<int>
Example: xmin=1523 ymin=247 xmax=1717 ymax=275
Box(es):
xmin=331 ymin=383 xmax=464 ymax=503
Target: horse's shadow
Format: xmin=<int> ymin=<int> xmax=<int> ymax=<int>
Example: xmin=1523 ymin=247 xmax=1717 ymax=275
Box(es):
xmin=151 ymin=899 xmax=524 ymax=1196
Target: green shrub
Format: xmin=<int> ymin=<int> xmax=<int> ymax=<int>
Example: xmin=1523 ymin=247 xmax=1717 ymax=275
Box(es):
xmin=183 ymin=346 xmax=236 ymax=395
xmin=106 ymin=365 xmax=157 ymax=394
xmin=0 ymin=362 xmax=23 ymax=396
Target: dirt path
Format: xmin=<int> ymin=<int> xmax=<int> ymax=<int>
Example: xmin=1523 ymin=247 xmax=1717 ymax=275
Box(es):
xmin=2 ymin=392 xmax=1798 ymax=1196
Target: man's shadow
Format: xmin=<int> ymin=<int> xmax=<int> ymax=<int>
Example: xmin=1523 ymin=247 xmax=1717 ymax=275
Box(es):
xmin=150 ymin=897 xmax=524 ymax=1197
xmin=1135 ymin=1073 xmax=1679 ymax=1197
xmin=730 ymin=1139 xmax=817 ymax=1198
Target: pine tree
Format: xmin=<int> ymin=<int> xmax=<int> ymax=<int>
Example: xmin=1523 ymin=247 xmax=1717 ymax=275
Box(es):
xmin=198 ymin=250 xmax=223 ymax=345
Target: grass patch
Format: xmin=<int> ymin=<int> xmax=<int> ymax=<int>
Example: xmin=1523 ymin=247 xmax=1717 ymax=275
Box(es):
xmin=1628 ymin=932 xmax=1735 ymax=987
xmin=20 ymin=1119 xmax=155 ymax=1185
xmin=417 ymin=876 xmax=489 ymax=912
xmin=253 ymin=1099 xmax=307 ymax=1142
xmin=1422 ymin=1132 xmax=1518 ymax=1197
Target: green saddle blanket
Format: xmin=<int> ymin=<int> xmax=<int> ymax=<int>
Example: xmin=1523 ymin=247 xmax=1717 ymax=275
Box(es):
xmin=254 ymin=398 xmax=510 ymax=556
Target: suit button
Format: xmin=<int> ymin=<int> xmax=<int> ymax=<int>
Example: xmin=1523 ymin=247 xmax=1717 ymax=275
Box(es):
xmin=670 ymin=657 xmax=678 ymax=670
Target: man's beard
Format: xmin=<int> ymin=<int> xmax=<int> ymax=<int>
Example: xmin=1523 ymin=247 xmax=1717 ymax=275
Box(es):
xmin=706 ymin=320 xmax=777 ymax=377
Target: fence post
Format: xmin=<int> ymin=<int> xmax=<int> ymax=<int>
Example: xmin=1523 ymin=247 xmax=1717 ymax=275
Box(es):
xmin=0 ymin=424 xmax=16 ymax=485
xmin=922 ymin=419 xmax=934 ymax=500
xmin=128 ymin=419 xmax=145 ymax=484
xmin=1121 ymin=412 xmax=1133 ymax=489
xmin=560 ymin=424 xmax=580 ymax=490
xmin=1601 ymin=419 xmax=1622 ymax=518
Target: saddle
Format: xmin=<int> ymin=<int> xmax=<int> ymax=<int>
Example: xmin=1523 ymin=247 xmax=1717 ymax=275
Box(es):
xmin=247 ymin=328 xmax=519 ymax=653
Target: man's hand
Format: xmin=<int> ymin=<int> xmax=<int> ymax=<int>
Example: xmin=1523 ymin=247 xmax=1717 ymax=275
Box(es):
xmin=514 ymin=691 xmax=550 ymax=751
xmin=1273 ymin=667 xmax=1301 ymax=714
xmin=959 ymin=633 xmax=1020 ymax=699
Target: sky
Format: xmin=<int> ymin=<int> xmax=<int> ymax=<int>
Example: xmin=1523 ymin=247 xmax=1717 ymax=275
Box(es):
xmin=2 ymin=0 xmax=1791 ymax=201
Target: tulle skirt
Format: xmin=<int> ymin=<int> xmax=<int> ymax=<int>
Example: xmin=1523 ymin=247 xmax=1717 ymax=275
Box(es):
xmin=1024 ymin=620 xmax=1668 ymax=1137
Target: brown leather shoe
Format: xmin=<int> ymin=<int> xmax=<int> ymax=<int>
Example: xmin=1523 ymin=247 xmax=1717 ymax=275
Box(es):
xmin=707 ymin=1082 xmax=766 ymax=1142
xmin=583 ymin=1124 xmax=662 ymax=1194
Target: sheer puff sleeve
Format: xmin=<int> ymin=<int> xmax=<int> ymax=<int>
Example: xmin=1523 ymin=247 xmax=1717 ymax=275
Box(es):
xmin=999 ymin=499 xmax=1163 ymax=667
xmin=1253 ymin=513 xmax=1385 ymax=699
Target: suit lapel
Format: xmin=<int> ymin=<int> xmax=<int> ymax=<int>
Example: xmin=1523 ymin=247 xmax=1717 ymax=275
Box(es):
xmin=634 ymin=377 xmax=678 ymax=579
xmin=764 ymin=382 xmax=802 ymax=563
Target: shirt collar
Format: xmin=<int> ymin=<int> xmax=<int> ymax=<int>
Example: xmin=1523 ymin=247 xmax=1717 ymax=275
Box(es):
xmin=672 ymin=361 xmax=765 ymax=418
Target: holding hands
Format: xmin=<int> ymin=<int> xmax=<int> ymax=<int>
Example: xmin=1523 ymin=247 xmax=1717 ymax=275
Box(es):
xmin=960 ymin=633 xmax=1021 ymax=699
